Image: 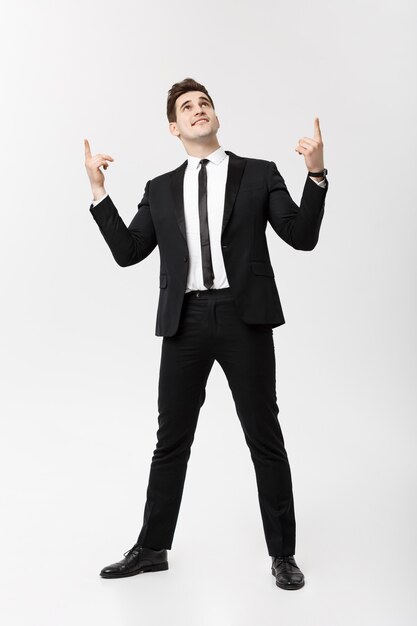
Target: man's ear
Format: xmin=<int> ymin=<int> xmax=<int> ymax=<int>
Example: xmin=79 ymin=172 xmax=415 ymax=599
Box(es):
xmin=169 ymin=122 xmax=180 ymax=137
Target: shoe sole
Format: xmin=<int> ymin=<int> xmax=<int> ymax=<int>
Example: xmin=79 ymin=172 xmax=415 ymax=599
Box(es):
xmin=100 ymin=561 xmax=169 ymax=578
xmin=271 ymin=566 xmax=305 ymax=590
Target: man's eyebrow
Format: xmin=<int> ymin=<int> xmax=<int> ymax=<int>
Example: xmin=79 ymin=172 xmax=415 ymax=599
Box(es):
xmin=179 ymin=96 xmax=211 ymax=111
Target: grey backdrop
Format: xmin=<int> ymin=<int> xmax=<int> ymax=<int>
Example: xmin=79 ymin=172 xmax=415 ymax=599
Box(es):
xmin=1 ymin=0 xmax=416 ymax=624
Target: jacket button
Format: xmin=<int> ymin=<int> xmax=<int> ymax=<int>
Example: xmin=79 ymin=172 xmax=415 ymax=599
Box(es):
xmin=183 ymin=256 xmax=188 ymax=262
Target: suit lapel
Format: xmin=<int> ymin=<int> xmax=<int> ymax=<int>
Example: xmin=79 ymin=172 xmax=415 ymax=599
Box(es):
xmin=170 ymin=150 xmax=247 ymax=243
xmin=170 ymin=159 xmax=188 ymax=242
xmin=222 ymin=151 xmax=247 ymax=235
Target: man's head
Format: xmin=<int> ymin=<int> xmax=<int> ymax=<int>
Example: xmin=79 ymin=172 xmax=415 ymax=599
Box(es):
xmin=167 ymin=77 xmax=220 ymax=150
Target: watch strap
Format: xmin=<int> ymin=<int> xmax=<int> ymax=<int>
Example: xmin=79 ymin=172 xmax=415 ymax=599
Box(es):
xmin=308 ymin=168 xmax=328 ymax=177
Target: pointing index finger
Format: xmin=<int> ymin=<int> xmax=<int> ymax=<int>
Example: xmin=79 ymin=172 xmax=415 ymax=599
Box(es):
xmin=313 ymin=117 xmax=322 ymax=141
xmin=84 ymin=138 xmax=92 ymax=157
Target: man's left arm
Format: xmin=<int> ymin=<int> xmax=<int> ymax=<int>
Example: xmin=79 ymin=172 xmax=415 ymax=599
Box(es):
xmin=267 ymin=117 xmax=329 ymax=251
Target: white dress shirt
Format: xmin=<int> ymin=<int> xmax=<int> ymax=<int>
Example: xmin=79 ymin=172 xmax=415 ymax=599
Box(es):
xmin=91 ymin=147 xmax=327 ymax=292
xmin=183 ymin=146 xmax=230 ymax=292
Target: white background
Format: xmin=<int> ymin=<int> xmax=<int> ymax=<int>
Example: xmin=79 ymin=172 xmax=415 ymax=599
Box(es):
xmin=1 ymin=1 xmax=416 ymax=624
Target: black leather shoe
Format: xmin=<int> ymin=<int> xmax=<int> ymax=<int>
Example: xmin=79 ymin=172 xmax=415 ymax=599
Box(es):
xmin=271 ymin=555 xmax=305 ymax=590
xmin=100 ymin=543 xmax=169 ymax=578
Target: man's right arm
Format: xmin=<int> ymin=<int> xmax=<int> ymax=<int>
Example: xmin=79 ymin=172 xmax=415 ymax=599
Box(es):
xmin=84 ymin=139 xmax=157 ymax=266
xmin=89 ymin=182 xmax=157 ymax=267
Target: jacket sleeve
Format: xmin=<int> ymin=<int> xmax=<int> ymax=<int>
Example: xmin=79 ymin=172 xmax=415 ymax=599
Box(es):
xmin=267 ymin=161 xmax=328 ymax=251
xmin=89 ymin=180 xmax=157 ymax=267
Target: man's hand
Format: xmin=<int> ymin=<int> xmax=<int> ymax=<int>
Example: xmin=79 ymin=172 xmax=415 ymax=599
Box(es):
xmin=84 ymin=138 xmax=114 ymax=198
xmin=295 ymin=117 xmax=325 ymax=176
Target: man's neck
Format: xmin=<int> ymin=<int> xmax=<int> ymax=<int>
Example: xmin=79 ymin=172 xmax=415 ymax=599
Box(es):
xmin=183 ymin=139 xmax=221 ymax=159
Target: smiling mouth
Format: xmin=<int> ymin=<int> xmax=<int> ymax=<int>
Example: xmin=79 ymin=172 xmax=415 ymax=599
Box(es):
xmin=193 ymin=119 xmax=209 ymax=125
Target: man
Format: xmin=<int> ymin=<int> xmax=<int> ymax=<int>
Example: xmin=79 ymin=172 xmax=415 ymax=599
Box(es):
xmin=84 ymin=77 xmax=328 ymax=590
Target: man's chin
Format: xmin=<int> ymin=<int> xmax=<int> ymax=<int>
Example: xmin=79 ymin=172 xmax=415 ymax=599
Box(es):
xmin=193 ymin=127 xmax=212 ymax=135
xmin=189 ymin=132 xmax=216 ymax=142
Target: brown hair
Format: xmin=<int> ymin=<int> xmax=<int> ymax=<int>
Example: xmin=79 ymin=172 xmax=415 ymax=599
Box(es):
xmin=167 ymin=77 xmax=215 ymax=123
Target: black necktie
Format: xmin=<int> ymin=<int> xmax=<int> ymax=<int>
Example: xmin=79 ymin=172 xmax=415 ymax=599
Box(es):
xmin=198 ymin=159 xmax=214 ymax=289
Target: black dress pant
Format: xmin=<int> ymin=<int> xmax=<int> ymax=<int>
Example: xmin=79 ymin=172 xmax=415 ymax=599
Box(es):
xmin=136 ymin=287 xmax=296 ymax=557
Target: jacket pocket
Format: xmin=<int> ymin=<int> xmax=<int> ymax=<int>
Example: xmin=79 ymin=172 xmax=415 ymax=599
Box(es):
xmin=159 ymin=273 xmax=167 ymax=288
xmin=251 ymin=261 xmax=275 ymax=277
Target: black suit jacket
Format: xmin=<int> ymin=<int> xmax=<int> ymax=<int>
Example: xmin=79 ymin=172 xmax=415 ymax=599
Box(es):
xmin=89 ymin=150 xmax=329 ymax=337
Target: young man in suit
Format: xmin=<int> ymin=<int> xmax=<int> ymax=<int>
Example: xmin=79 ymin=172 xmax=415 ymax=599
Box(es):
xmin=84 ymin=77 xmax=328 ymax=590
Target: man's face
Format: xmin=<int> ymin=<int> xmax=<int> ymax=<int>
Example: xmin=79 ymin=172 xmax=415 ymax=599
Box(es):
xmin=169 ymin=91 xmax=220 ymax=142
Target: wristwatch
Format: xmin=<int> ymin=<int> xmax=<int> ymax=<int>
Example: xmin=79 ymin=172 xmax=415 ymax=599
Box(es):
xmin=308 ymin=168 xmax=328 ymax=177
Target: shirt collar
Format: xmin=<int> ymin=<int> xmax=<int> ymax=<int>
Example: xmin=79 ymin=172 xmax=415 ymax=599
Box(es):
xmin=186 ymin=146 xmax=228 ymax=170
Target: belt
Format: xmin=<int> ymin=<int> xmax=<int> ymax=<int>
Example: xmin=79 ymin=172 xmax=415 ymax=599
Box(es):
xmin=184 ymin=287 xmax=232 ymax=299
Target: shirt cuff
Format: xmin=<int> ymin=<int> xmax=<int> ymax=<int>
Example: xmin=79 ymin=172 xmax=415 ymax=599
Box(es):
xmin=309 ymin=176 xmax=327 ymax=188
xmin=91 ymin=192 xmax=108 ymax=206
